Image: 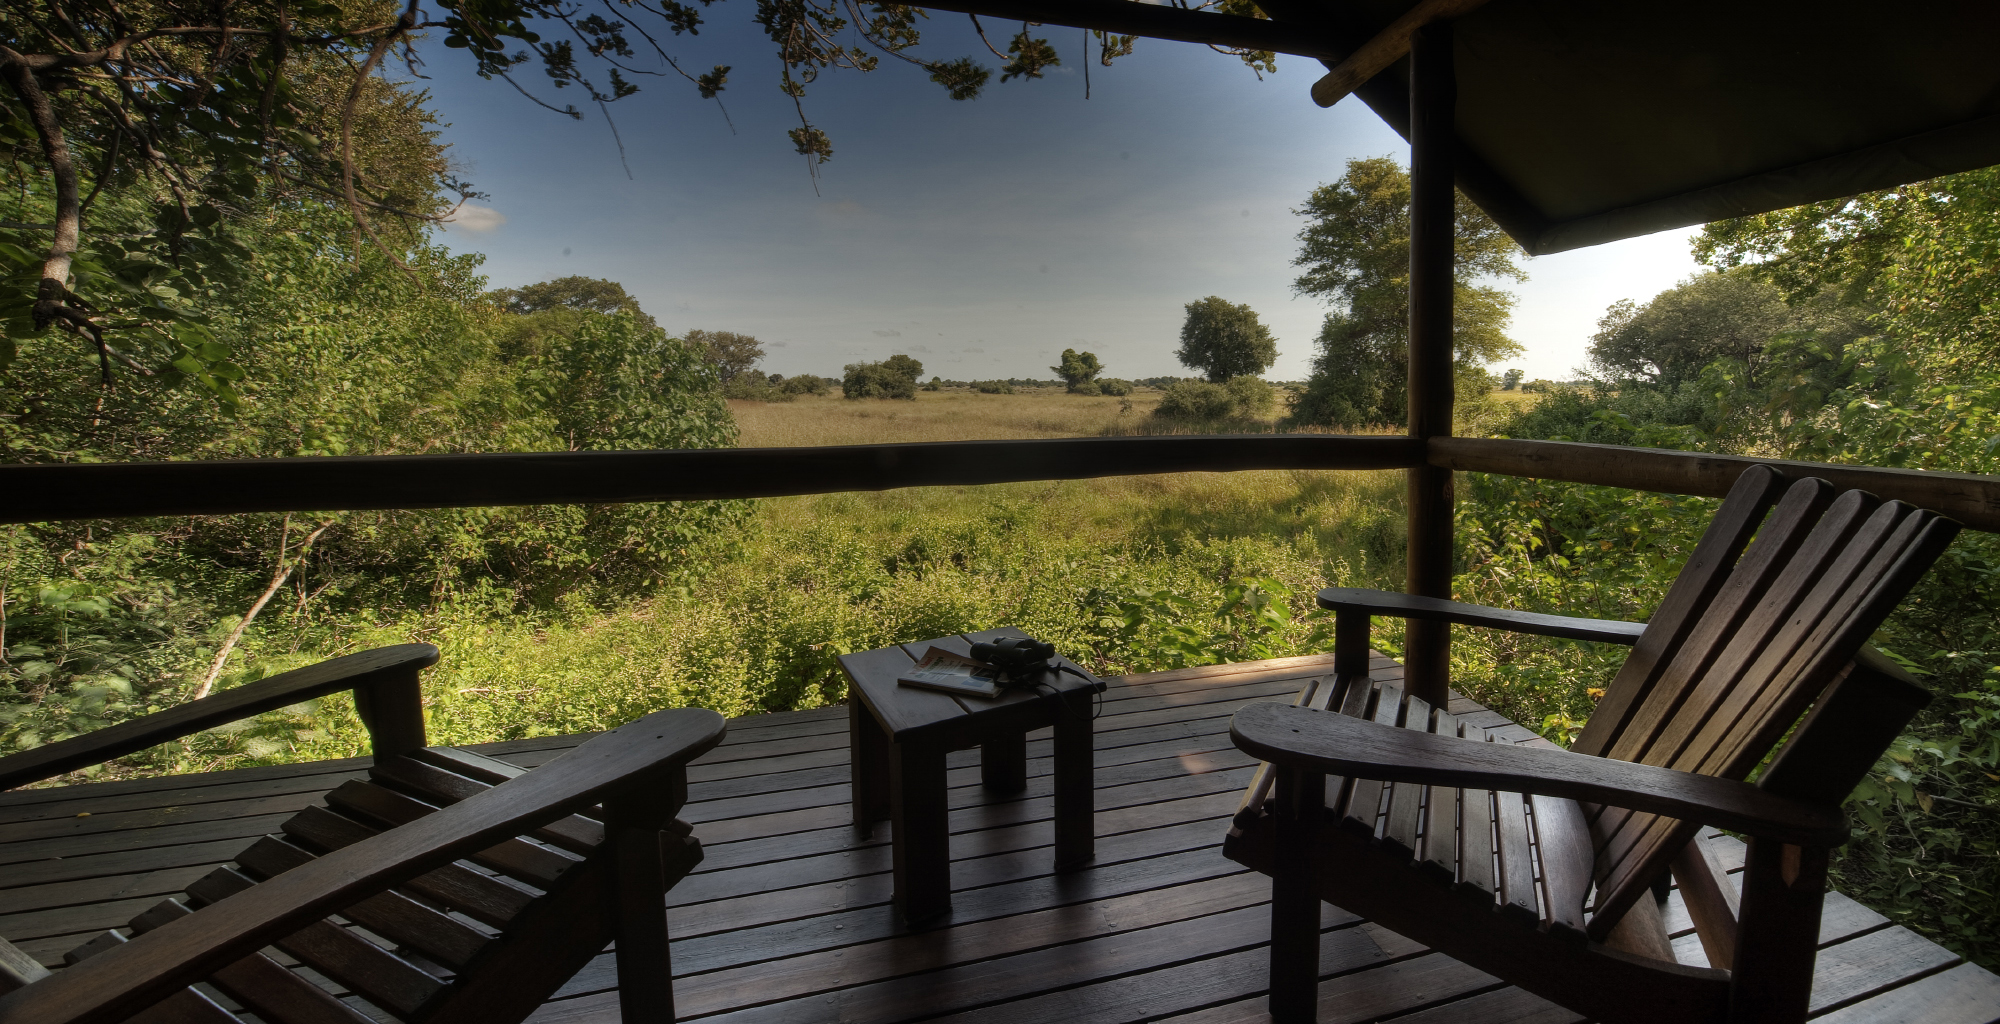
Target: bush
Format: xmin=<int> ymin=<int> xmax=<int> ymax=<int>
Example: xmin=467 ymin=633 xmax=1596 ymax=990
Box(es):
xmin=972 ymin=379 xmax=1015 ymax=394
xmin=843 ymin=358 xmax=921 ymax=400
xmin=722 ymin=372 xmax=792 ymax=401
xmin=1098 ymin=378 xmax=1133 ymax=396
xmin=1153 ymin=376 xmax=1274 ymax=421
xmin=780 ymin=373 xmax=832 ymax=396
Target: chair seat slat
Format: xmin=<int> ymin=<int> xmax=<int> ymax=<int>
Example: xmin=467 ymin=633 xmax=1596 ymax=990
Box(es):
xmin=1337 ymin=683 xmax=1403 ymax=835
xmin=1418 ymin=709 xmax=1460 ymax=886
xmin=1380 ymin=694 xmax=1432 ymax=859
xmin=235 ymin=836 xmax=493 ymax=969
xmin=324 ymin=781 xmax=580 ymax=888
xmin=184 ymin=867 xmax=446 ymax=1019
xmin=281 ymin=806 xmax=536 ymax=928
xmin=370 ymin=757 xmax=605 ymax=855
xmin=124 ymin=897 xmax=377 ymax=1024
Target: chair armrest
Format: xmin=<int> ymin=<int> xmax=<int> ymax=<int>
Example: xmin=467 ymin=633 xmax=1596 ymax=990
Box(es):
xmin=0 ymin=644 xmax=439 ymax=792
xmin=1317 ymin=587 xmax=1646 ymax=645
xmin=1230 ymin=702 xmax=1844 ymax=846
xmin=0 ymin=706 xmax=727 ymax=1024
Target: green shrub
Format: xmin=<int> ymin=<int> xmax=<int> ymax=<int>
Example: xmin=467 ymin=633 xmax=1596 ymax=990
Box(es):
xmin=973 ymin=380 xmax=1015 ymax=394
xmin=843 ymin=357 xmax=923 ymax=400
xmin=1098 ymin=378 xmax=1133 ymax=396
xmin=1153 ymin=376 xmax=1274 ymax=421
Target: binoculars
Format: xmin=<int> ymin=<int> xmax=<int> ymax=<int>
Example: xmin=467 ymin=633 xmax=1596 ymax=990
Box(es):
xmin=970 ymin=636 xmax=1057 ymax=676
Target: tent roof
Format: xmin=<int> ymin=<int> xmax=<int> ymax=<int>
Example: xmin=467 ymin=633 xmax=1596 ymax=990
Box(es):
xmin=1318 ymin=0 xmax=2000 ymax=253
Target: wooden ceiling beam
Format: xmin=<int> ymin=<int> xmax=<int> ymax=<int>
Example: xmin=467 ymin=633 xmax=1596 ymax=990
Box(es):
xmin=1310 ymin=0 xmax=1490 ymax=108
xmin=910 ymin=0 xmax=1348 ymax=63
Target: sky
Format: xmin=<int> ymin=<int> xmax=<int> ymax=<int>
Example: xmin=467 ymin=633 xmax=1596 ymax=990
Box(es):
xmin=415 ymin=14 xmax=1704 ymax=382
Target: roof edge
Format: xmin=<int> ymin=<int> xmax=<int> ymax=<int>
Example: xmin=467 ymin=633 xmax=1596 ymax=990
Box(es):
xmin=1528 ymin=112 xmax=2000 ymax=255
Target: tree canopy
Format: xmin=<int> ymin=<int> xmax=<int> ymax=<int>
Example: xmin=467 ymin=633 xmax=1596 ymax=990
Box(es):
xmin=1176 ymin=297 xmax=1277 ymax=383
xmin=686 ymin=329 xmax=765 ymax=382
xmin=843 ymin=353 xmax=923 ymax=400
xmin=0 ymin=0 xmax=1289 ymax=410
xmin=1052 ymin=348 xmax=1104 ymax=393
xmin=1286 ymin=156 xmax=1523 ymax=429
xmin=493 ymin=277 xmax=652 ymax=323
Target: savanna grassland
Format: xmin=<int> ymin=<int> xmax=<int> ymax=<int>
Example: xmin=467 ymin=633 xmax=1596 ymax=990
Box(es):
xmin=242 ymin=388 xmax=1433 ymax=764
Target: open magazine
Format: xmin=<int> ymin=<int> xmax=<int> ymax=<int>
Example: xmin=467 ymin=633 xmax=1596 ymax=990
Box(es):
xmin=897 ymin=647 xmax=1003 ymax=699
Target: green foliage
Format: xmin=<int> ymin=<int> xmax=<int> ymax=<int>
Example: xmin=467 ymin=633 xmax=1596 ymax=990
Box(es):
xmin=1500 ymin=369 xmax=1523 ymax=391
xmin=686 ymin=329 xmax=765 ymax=382
xmin=1587 ymin=269 xmax=1863 ymax=387
xmin=1176 ymin=297 xmax=1278 ymax=383
xmin=1097 ymin=378 xmax=1133 ymax=397
xmin=843 ymin=355 xmax=923 ymax=400
xmin=1052 ymin=348 xmax=1105 ymax=392
xmin=1286 ymin=157 xmax=1524 ymax=429
xmin=1152 ymin=376 xmax=1274 ymax=422
xmin=972 ymin=379 xmax=1014 ymax=394
xmin=492 ymin=277 xmax=652 ymax=322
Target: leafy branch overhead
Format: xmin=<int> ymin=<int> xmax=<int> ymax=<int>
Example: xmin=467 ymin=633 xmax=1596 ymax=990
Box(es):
xmin=0 ymin=0 xmax=1275 ymax=401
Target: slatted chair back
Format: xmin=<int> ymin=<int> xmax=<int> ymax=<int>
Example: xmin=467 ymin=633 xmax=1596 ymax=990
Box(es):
xmin=1575 ymin=470 xmax=1959 ymax=937
xmin=48 ymin=742 xmax=704 ymax=1024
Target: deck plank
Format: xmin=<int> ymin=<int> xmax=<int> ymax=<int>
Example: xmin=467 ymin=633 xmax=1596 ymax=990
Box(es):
xmin=1 ymin=655 xmax=1991 ymax=1023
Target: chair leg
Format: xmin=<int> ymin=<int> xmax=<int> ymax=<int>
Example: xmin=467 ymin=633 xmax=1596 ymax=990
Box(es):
xmin=1269 ymin=766 xmax=1325 ymax=1024
xmin=607 ymin=782 xmax=681 ymax=1023
xmin=1727 ymin=839 xmax=1828 ymax=1024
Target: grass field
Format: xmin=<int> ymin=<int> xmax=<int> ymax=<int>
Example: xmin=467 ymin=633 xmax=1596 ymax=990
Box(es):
xmin=194 ymin=386 xmax=1598 ymax=777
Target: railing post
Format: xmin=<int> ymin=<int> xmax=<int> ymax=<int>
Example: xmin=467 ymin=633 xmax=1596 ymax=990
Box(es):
xmin=353 ymin=667 xmax=427 ymax=759
xmin=1404 ymin=20 xmax=1456 ymax=709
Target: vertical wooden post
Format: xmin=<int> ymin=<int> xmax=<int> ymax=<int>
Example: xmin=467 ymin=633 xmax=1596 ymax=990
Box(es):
xmin=354 ymin=667 xmax=427 ymax=759
xmin=604 ymin=769 xmax=682 ymax=1024
xmin=1404 ymin=21 xmax=1457 ymax=709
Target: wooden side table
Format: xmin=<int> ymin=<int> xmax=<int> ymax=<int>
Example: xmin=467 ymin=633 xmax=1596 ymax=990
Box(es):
xmin=839 ymin=627 xmax=1101 ymax=925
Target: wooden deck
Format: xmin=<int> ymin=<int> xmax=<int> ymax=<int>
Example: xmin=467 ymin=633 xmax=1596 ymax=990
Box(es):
xmin=3 ymin=655 xmax=1996 ymax=1024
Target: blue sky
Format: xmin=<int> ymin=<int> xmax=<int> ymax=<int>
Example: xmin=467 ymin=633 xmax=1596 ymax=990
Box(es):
xmin=416 ymin=14 xmax=1701 ymax=382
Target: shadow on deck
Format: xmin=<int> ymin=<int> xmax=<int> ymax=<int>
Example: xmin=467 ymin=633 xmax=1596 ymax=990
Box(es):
xmin=2 ymin=655 xmax=1996 ymax=1023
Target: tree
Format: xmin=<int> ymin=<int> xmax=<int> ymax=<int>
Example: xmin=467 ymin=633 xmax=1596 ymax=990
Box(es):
xmin=685 ymin=330 xmax=765 ymax=382
xmin=0 ymin=0 xmax=1293 ymax=407
xmin=1500 ymin=368 xmax=1524 ymax=391
xmin=1286 ymin=157 xmax=1525 ymax=429
xmin=1176 ymin=297 xmax=1277 ymax=382
xmin=1585 ymin=269 xmax=1852 ymax=385
xmin=843 ymin=354 xmax=923 ymax=400
xmin=493 ymin=278 xmax=653 ymax=324
xmin=1051 ymin=348 xmax=1105 ymax=393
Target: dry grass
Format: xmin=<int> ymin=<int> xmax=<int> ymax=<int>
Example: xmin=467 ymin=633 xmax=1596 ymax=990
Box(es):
xmin=729 ymin=388 xmax=1169 ymax=447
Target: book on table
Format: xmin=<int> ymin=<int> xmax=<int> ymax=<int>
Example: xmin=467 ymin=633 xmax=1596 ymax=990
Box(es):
xmin=898 ymin=647 xmax=1003 ymax=698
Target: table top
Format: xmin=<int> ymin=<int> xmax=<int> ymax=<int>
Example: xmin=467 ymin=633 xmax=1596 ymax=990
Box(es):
xmin=839 ymin=627 xmax=1102 ymax=745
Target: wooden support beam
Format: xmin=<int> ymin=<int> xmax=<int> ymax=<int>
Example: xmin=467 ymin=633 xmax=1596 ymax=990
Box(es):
xmin=1311 ymin=0 xmax=1490 ymax=108
xmin=0 ymin=434 xmax=1423 ymax=524
xmin=1428 ymin=436 xmax=2000 ymax=533
xmin=912 ymin=0 xmax=1347 ymax=61
xmin=1404 ymin=21 xmax=1456 ymax=709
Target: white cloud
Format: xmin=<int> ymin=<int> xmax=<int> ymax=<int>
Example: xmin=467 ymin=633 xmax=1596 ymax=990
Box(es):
xmin=444 ymin=204 xmax=507 ymax=233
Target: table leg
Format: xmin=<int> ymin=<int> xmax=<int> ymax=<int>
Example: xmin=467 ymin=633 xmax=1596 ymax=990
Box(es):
xmin=980 ymin=731 xmax=1028 ymax=793
xmin=850 ymin=700 xmax=891 ymax=825
xmin=890 ymin=740 xmax=952 ymax=923
xmin=1052 ymin=697 xmax=1094 ymax=871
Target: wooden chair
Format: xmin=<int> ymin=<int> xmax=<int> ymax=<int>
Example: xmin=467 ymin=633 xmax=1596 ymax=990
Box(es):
xmin=1222 ymin=467 xmax=1959 ymax=1024
xmin=0 ymin=645 xmax=727 ymax=1024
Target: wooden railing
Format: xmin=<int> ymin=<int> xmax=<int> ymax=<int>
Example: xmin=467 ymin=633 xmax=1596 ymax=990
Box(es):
xmin=5 ymin=434 xmax=2000 ymax=532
